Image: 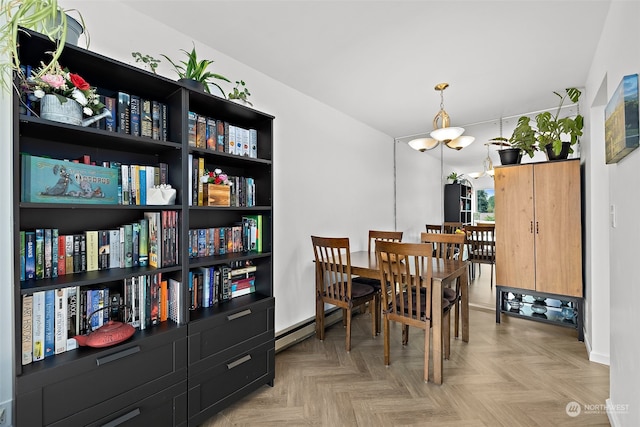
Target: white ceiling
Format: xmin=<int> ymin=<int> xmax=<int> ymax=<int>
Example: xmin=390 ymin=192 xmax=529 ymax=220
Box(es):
xmin=126 ymin=0 xmax=611 ymax=169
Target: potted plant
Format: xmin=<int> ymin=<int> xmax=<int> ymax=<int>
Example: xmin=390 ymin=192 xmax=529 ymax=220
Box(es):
xmin=161 ymin=44 xmax=230 ymax=95
xmin=489 ymin=116 xmax=538 ymax=165
xmin=534 ymin=87 xmax=584 ymax=160
xmin=131 ymin=51 xmax=160 ymax=74
xmin=446 ymin=171 xmax=460 ymax=183
xmin=227 ymin=80 xmax=252 ymax=106
xmin=0 ymin=0 xmax=86 ymax=89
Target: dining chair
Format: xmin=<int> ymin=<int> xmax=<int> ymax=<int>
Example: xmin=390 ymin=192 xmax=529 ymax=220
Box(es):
xmin=375 ymin=240 xmax=451 ymax=382
xmin=311 ymin=236 xmax=378 ymax=352
xmin=465 ymin=224 xmax=496 ymax=288
xmin=420 ymin=232 xmax=466 ymax=345
xmin=425 ymin=224 xmax=442 ymax=233
xmin=442 ymin=221 xmax=463 ymax=234
xmin=352 ymin=230 xmax=403 ymax=334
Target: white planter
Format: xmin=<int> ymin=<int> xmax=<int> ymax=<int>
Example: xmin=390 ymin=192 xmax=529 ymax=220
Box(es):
xmin=40 ymin=94 xmax=82 ymax=126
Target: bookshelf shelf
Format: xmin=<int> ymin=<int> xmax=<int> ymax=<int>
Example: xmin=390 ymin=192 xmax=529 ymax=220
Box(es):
xmin=13 ymin=29 xmax=274 ymax=426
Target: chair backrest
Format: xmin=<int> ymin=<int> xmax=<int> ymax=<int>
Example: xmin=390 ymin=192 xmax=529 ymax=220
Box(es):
xmin=311 ymin=236 xmax=353 ymax=303
xmin=442 ymin=222 xmax=463 ymax=234
xmin=425 ymin=224 xmax=442 ymax=233
xmin=465 ymin=225 xmax=496 ymax=264
xmin=420 ymin=232 xmax=466 ymax=260
xmin=368 ymin=230 xmax=403 ymax=255
xmin=376 ymin=241 xmax=434 ymax=324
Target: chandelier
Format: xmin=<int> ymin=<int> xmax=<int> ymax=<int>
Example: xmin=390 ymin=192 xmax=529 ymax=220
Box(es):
xmin=408 ymin=82 xmax=475 ymax=152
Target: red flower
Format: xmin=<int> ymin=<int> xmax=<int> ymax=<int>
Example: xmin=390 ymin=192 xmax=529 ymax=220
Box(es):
xmin=69 ymin=73 xmax=90 ymax=90
xmin=214 ymin=176 xmax=223 ymax=184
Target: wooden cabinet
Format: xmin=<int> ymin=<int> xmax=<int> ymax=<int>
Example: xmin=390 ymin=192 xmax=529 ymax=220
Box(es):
xmin=444 ymin=183 xmax=472 ymax=225
xmin=494 ymin=159 xmax=582 ymax=297
xmin=13 ymin=29 xmax=274 ymax=426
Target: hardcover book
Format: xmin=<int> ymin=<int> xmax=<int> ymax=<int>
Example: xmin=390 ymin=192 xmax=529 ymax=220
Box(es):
xmin=152 ymin=101 xmax=160 ymax=140
xmin=20 ymin=231 xmax=25 ymax=281
xmin=52 ymin=229 xmax=59 ymax=278
xmin=54 ymin=288 xmax=67 ymax=354
xmin=44 ymin=229 xmax=52 ymax=278
xmin=22 ymin=155 xmax=119 ymax=204
xmin=188 ymin=111 xmax=197 ymax=147
xmin=66 ymin=286 xmax=78 ymax=349
xmin=104 ymin=96 xmax=116 ymax=132
xmin=139 ymin=218 xmax=149 ymax=267
xmin=250 ymin=128 xmax=258 ymax=158
xmin=117 ymin=92 xmax=131 ymax=134
xmin=85 ymin=230 xmax=99 ymax=272
xmin=144 ymin=211 xmax=162 ymax=268
xmin=216 ymin=120 xmax=226 ymax=152
xmin=44 ymin=289 xmax=55 ymax=357
xmin=206 ymin=117 xmax=217 ymax=150
xmin=160 ymin=103 xmax=168 ymax=141
xmin=32 ymin=291 xmax=45 ymax=361
xmin=57 ymin=234 xmax=66 ymax=276
xmin=130 ymin=94 xmax=141 ymax=136
xmin=65 ymin=235 xmax=74 ymax=274
xmin=22 ymin=294 xmax=33 ymax=365
xmin=25 ymin=231 xmax=35 ymax=280
xmin=35 ymin=228 xmax=44 ymax=279
xmin=196 ymin=114 xmax=207 ymax=149
xmin=140 ymin=98 xmax=153 ymax=138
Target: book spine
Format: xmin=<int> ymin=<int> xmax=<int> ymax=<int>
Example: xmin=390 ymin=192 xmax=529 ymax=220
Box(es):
xmin=85 ymin=230 xmax=99 ymax=272
xmin=216 ymin=120 xmax=225 ymax=152
xmin=54 ymin=288 xmax=67 ymax=354
xmin=188 ymin=111 xmax=197 ymax=147
xmin=139 ymin=165 xmax=146 ymax=206
xmin=117 ymin=92 xmax=131 ymax=134
xmin=160 ymin=279 xmax=168 ymax=322
xmin=159 ymin=162 xmax=169 ymax=186
xmin=52 ymin=229 xmax=59 ymax=278
xmin=141 ymin=98 xmax=152 ymax=138
xmin=21 ymin=294 xmax=33 ymax=365
xmin=99 ymin=230 xmax=109 ymax=270
xmin=249 ymin=128 xmax=258 ymax=158
xmin=197 ymin=157 xmax=204 ymax=206
xmin=130 ymin=94 xmax=141 ymax=137
xmin=152 ymin=101 xmax=161 ymax=140
xmin=66 ymin=286 xmax=78 ymax=350
xmin=139 ymin=218 xmax=149 ymax=267
xmin=80 ymin=233 xmax=87 ymax=272
xmin=44 ymin=289 xmax=55 ymax=357
xmin=32 ymin=291 xmax=45 ymax=361
xmin=35 ymin=229 xmax=44 ymax=279
xmin=228 ymin=124 xmax=236 ymax=155
xmin=44 ymin=229 xmax=52 ymax=279
xmin=124 ymin=224 xmax=133 ymax=268
xmin=64 ymin=235 xmax=73 ymax=274
xmin=20 ymin=231 xmax=25 ymax=281
xmin=132 ymin=222 xmax=140 ymax=267
xmin=196 ymin=114 xmax=206 ymax=149
xmin=161 ymin=103 xmax=168 ymax=141
xmin=206 ymin=117 xmax=217 ymax=150
xmin=104 ymin=96 xmax=116 ymax=132
xmin=25 ymin=231 xmax=35 ymax=280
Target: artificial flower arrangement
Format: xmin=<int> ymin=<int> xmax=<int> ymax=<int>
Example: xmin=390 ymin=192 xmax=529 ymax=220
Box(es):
xmin=201 ymin=168 xmax=232 ymax=186
xmin=23 ymin=60 xmax=105 ymax=116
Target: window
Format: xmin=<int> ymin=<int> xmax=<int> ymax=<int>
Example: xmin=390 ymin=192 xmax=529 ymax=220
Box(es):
xmin=476 ymin=188 xmax=494 ymax=222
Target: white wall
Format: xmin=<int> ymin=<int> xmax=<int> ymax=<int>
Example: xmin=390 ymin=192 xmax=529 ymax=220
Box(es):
xmin=585 ymin=1 xmax=640 ymax=425
xmin=58 ymin=0 xmax=395 ymax=331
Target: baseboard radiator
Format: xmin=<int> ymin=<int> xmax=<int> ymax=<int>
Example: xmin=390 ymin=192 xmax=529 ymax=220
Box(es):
xmin=275 ymin=308 xmax=343 ymax=353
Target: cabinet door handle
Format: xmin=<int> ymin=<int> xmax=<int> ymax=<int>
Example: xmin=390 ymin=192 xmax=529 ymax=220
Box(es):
xmin=101 ymin=408 xmax=141 ymax=427
xmin=530 ymin=221 xmax=533 ymax=233
xmin=227 ymin=354 xmax=252 ymax=370
xmin=227 ymin=309 xmax=252 ymax=321
xmin=536 ymin=222 xmax=539 ymax=234
xmin=96 ymin=346 xmax=140 ymax=366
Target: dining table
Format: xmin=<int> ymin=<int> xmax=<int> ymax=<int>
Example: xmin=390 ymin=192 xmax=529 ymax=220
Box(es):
xmin=348 ymin=250 xmax=470 ymax=384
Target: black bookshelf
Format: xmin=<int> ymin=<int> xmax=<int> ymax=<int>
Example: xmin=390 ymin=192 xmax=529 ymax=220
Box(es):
xmin=13 ymin=29 xmax=274 ymax=426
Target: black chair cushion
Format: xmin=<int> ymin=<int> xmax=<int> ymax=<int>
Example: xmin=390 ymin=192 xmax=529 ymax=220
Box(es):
xmin=352 ymin=276 xmax=381 ymax=291
xmin=351 ymin=281 xmax=377 ymax=299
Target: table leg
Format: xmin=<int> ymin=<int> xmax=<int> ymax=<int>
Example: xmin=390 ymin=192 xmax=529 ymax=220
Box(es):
xmin=432 ymin=279 xmax=443 ymax=385
xmin=461 ymin=269 xmax=469 ymax=343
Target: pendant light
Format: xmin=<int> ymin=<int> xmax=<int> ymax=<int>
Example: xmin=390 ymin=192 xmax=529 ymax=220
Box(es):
xmin=408 ymin=82 xmax=474 ymax=151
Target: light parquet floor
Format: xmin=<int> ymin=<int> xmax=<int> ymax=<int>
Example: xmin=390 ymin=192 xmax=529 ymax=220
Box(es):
xmin=201 ymin=265 xmax=610 ymax=427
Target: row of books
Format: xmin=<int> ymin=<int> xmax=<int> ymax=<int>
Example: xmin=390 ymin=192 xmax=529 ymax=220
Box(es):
xmin=72 ymin=156 xmax=171 ymax=206
xmin=188 ymin=155 xmax=256 ymax=207
xmin=19 ymin=211 xmax=179 ymax=281
xmin=189 ymin=261 xmax=256 ymax=309
xmin=188 ymin=112 xmax=258 ymax=158
xmin=98 ymin=92 xmax=169 ymax=141
xmin=187 ymin=215 xmax=263 ymax=259
xmin=21 ymin=153 xmax=170 ymax=206
xmin=20 ymin=273 xmax=183 ymax=365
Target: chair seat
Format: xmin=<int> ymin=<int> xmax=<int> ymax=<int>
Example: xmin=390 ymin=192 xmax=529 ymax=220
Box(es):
xmin=387 ymin=289 xmax=450 ymax=319
xmin=351 ymin=281 xmax=378 ymax=299
xmin=352 ymin=276 xmax=381 ymax=291
xmin=443 ymin=286 xmax=457 ymax=302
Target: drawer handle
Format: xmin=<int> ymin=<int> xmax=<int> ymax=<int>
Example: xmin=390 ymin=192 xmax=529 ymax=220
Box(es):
xmin=96 ymin=346 xmax=140 ymax=366
xmin=101 ymin=408 xmax=141 ymax=427
xmin=227 ymin=309 xmax=252 ymax=321
xmin=227 ymin=354 xmax=252 ymax=370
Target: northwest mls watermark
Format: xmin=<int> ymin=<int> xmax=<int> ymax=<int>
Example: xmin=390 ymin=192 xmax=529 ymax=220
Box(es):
xmin=565 ymin=401 xmax=630 ymax=417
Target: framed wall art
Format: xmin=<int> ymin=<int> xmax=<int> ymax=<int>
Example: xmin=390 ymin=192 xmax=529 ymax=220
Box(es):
xmin=605 ymin=74 xmax=639 ymax=164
